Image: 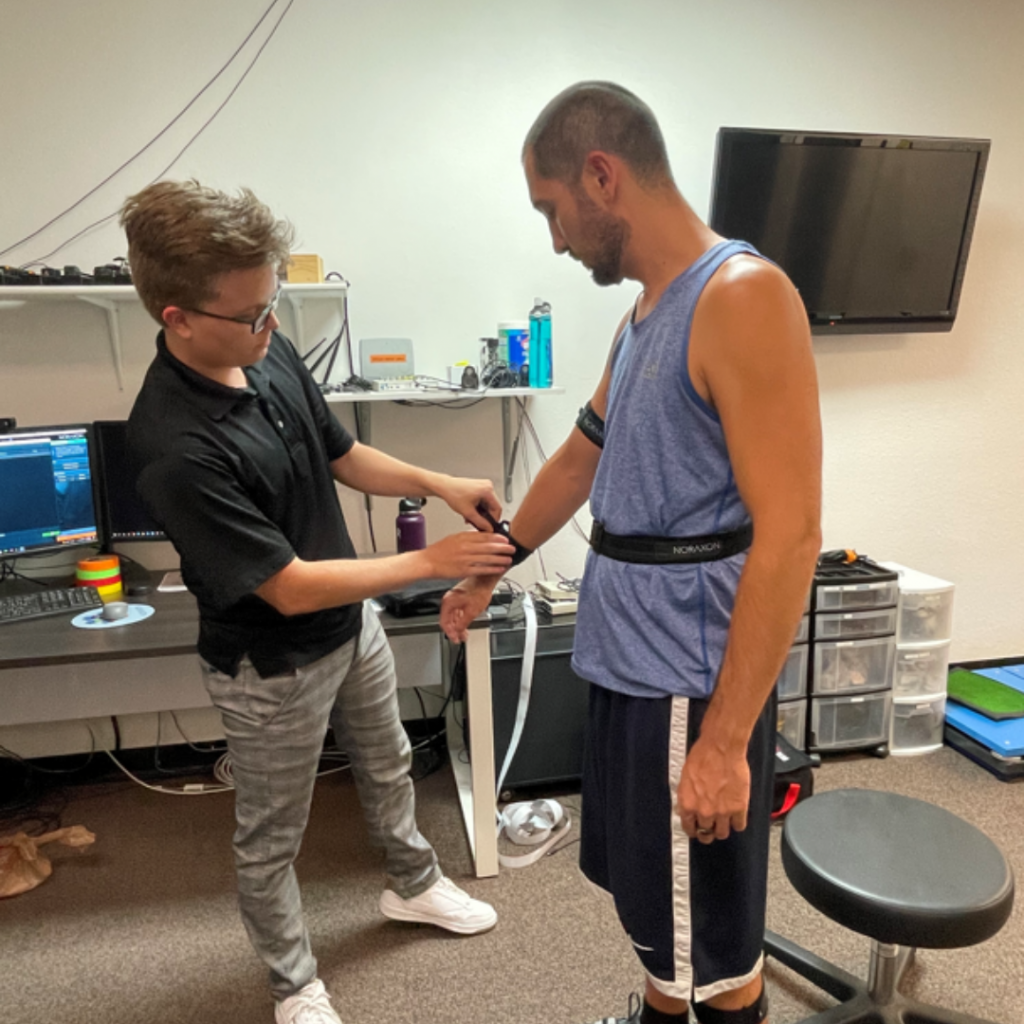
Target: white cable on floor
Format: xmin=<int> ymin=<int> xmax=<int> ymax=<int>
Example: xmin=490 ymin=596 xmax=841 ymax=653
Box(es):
xmin=103 ymin=749 xmax=235 ymax=795
xmin=106 ymin=707 xmax=444 ymax=797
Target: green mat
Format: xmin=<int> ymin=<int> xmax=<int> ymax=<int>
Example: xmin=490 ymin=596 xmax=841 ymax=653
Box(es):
xmin=947 ymin=669 xmax=1024 ymax=720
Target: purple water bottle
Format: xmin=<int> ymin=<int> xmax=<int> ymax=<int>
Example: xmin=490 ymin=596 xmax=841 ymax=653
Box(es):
xmin=396 ymin=498 xmax=428 ymax=552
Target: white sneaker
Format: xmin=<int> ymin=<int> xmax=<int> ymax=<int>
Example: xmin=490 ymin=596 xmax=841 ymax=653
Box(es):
xmin=275 ymin=979 xmax=342 ymax=1024
xmin=379 ymin=875 xmax=498 ymax=935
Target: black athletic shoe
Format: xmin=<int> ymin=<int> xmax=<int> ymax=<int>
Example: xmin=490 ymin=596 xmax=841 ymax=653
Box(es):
xmin=589 ymin=993 xmax=642 ymax=1024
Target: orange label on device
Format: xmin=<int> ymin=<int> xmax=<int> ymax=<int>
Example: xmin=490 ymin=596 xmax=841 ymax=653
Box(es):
xmin=369 ymin=353 xmax=408 ymax=363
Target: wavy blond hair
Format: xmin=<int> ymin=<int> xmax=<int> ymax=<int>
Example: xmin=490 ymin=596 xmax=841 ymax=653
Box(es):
xmin=120 ymin=180 xmax=295 ymax=324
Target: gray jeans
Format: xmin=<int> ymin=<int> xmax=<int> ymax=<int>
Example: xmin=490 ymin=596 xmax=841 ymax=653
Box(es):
xmin=201 ymin=602 xmax=441 ymax=999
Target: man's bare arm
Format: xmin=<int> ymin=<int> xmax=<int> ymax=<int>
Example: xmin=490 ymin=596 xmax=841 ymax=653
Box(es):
xmin=440 ymin=312 xmax=627 ymax=642
xmin=256 ymin=531 xmax=514 ymax=618
xmin=330 ymin=442 xmax=499 ymax=530
xmin=502 ymin=309 xmax=624 ymax=548
xmin=679 ymin=256 xmax=822 ymax=842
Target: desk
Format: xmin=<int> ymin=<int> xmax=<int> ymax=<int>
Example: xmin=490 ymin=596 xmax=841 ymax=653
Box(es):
xmin=0 ymin=586 xmax=501 ymax=878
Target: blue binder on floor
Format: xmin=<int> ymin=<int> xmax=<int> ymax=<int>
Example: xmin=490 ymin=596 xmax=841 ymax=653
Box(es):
xmin=945 ymin=667 xmax=1024 ymax=757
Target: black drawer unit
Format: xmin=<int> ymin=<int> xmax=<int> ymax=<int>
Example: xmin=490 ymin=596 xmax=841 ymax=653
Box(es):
xmin=805 ymin=558 xmax=900 ymax=754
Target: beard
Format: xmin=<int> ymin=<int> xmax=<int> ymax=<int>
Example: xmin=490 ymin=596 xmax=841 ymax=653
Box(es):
xmin=572 ymin=188 xmax=630 ymax=287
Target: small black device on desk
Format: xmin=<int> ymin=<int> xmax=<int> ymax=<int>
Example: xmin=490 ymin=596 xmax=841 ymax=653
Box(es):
xmin=0 ymin=586 xmax=102 ymax=625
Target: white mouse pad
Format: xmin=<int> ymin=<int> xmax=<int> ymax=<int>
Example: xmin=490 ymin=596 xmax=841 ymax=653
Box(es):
xmin=71 ymin=604 xmax=156 ymax=629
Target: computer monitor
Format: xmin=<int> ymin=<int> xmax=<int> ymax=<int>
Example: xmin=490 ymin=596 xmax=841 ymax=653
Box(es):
xmin=92 ymin=420 xmax=167 ymax=545
xmin=0 ymin=424 xmax=100 ymax=559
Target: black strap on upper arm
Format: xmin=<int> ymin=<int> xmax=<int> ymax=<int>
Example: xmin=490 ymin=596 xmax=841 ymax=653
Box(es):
xmin=575 ymin=401 xmax=605 ymax=449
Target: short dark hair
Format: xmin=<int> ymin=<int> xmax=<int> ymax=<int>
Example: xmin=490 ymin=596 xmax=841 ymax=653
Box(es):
xmin=524 ymin=81 xmax=672 ymax=186
xmin=120 ymin=180 xmax=295 ymax=325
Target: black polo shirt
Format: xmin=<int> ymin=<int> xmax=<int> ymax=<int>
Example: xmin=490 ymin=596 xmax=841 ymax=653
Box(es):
xmin=127 ymin=330 xmax=361 ymax=678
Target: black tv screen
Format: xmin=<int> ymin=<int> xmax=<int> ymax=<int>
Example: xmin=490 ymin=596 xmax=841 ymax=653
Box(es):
xmin=709 ymin=129 xmax=990 ymax=334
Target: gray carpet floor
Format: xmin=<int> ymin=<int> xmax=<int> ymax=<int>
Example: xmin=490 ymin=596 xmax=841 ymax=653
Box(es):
xmin=0 ymin=745 xmax=1020 ymax=1024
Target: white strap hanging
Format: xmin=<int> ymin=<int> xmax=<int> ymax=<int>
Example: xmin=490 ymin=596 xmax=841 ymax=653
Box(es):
xmin=493 ymin=593 xmax=570 ymax=868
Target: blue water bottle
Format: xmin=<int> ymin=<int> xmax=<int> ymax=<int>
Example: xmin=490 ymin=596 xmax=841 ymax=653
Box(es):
xmin=528 ymin=298 xmax=552 ymax=388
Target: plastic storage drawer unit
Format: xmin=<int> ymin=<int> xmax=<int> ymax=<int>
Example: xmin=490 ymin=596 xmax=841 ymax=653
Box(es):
xmin=777 ymin=644 xmax=809 ymax=701
xmin=879 ymin=562 xmax=955 ymax=644
xmin=778 ymin=699 xmax=807 ymax=751
xmin=815 ymin=607 xmax=898 ymax=641
xmin=815 ymin=579 xmax=900 ymax=613
xmin=794 ymin=615 xmax=810 ymax=644
xmin=810 ymin=690 xmax=892 ymax=751
xmin=891 ymin=694 xmax=946 ymax=755
xmin=812 ymin=635 xmax=896 ymax=695
xmin=893 ymin=641 xmax=951 ymax=698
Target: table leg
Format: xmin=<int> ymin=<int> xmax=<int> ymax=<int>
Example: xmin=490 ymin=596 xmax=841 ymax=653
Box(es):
xmin=446 ymin=626 xmax=499 ymax=877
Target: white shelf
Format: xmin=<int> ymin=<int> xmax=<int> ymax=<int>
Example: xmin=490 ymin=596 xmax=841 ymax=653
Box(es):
xmin=2 ymin=279 xmax=559 ymax=502
xmin=0 ymin=282 xmax=348 ymax=390
xmin=323 ymin=385 xmax=561 ymax=403
xmin=326 ymin=386 xmax=564 ymax=502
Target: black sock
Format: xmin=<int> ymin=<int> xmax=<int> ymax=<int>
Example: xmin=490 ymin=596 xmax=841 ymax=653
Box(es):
xmin=640 ymin=1000 xmax=688 ymax=1024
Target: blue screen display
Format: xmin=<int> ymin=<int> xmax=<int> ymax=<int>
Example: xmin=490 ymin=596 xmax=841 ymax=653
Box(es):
xmin=0 ymin=426 xmax=99 ymax=557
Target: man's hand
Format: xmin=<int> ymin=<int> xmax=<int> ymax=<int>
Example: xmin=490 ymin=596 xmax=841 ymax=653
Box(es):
xmin=423 ymin=531 xmax=513 ymax=581
xmin=677 ymin=737 xmax=751 ymax=845
xmin=441 ymin=576 xmax=500 ymax=642
xmin=433 ymin=476 xmax=502 ymax=531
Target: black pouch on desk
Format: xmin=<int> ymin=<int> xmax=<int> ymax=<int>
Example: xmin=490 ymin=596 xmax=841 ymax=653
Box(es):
xmin=379 ymin=579 xmax=461 ymax=618
xmin=772 ymin=733 xmax=816 ymax=821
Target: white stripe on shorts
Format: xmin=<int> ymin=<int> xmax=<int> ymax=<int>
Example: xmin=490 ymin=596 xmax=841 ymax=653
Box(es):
xmin=662 ymin=694 xmax=693 ymax=1000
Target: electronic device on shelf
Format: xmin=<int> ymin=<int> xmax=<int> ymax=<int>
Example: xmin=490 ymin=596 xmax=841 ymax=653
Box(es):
xmin=709 ymin=128 xmax=990 ymax=335
xmin=0 ymin=262 xmax=130 ymax=286
xmin=0 ymin=424 xmax=100 ymax=560
xmin=359 ymin=337 xmax=415 ymax=379
xmin=369 ymin=377 xmax=417 ymax=391
xmin=0 ymin=266 xmax=41 ymax=286
xmin=92 ymin=262 xmax=132 ymax=285
xmin=0 ymin=586 xmax=102 ymax=626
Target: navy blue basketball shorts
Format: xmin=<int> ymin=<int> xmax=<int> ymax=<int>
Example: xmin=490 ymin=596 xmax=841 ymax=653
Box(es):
xmin=579 ymin=684 xmax=777 ymax=1004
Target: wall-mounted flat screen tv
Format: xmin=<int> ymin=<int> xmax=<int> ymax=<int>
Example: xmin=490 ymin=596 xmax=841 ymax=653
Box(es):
xmin=709 ymin=128 xmax=990 ymax=334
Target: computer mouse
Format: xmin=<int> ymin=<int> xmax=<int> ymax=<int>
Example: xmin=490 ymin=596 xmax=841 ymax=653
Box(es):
xmin=101 ymin=601 xmax=130 ymax=622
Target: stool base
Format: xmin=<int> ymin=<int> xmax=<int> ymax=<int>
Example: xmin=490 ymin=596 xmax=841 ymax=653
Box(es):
xmin=765 ymin=929 xmax=1005 ymax=1024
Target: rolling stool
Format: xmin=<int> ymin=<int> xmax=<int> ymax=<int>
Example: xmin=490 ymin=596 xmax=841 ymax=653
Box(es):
xmin=765 ymin=788 xmax=1014 ymax=1024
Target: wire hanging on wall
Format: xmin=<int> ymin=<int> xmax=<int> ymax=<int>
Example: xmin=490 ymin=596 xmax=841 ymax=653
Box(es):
xmin=7 ymin=0 xmax=297 ymax=269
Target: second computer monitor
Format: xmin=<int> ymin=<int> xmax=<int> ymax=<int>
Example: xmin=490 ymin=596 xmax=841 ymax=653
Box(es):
xmin=92 ymin=420 xmax=166 ymax=544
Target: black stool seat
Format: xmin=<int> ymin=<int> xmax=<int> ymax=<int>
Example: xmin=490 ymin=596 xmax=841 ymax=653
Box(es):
xmin=782 ymin=789 xmax=1014 ymax=948
xmin=766 ymin=788 xmax=1015 ymax=1024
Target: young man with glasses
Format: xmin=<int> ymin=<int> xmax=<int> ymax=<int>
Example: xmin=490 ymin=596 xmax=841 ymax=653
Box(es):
xmin=122 ymin=180 xmax=514 ymax=1024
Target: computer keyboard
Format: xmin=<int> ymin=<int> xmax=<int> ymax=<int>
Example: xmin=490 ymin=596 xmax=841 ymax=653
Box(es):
xmin=0 ymin=586 xmax=104 ymax=625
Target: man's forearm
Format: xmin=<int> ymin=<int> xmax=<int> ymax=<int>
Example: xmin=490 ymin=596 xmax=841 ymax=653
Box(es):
xmin=332 ymin=443 xmax=447 ymax=498
xmin=258 ymin=551 xmax=439 ymax=616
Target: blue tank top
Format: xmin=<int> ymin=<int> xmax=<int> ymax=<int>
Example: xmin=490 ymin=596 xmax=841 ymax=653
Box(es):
xmin=572 ymin=240 xmax=761 ymax=699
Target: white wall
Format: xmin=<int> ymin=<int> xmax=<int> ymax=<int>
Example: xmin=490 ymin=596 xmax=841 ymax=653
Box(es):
xmin=2 ymin=1 xmax=1023 ymax=724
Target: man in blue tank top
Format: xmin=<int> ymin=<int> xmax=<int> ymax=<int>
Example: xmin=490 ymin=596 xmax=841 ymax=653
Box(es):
xmin=442 ymin=82 xmax=821 ymax=1024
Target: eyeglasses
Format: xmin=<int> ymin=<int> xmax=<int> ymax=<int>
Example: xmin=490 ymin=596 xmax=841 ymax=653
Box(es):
xmin=186 ymin=284 xmax=282 ymax=334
